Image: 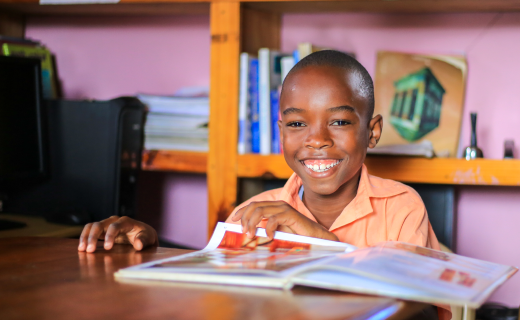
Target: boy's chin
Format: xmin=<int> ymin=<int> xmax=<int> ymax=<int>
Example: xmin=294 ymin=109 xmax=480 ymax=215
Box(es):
xmin=301 ymin=179 xmax=344 ymax=197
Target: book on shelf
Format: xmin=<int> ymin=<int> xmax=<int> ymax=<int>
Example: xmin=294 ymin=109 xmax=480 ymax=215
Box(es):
xmin=367 ymin=140 xmax=436 ymax=158
xmin=116 ymin=222 xmax=517 ymax=309
xmin=1 ymin=41 xmax=57 ymax=99
xmin=137 ymin=93 xmax=209 ymax=152
xmin=238 ymin=53 xmax=254 ymax=155
xmin=258 ymin=48 xmax=282 ymax=155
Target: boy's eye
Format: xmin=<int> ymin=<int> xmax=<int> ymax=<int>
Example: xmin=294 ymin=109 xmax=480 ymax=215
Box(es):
xmin=287 ymin=121 xmax=306 ymax=127
xmin=331 ymin=120 xmax=351 ymax=126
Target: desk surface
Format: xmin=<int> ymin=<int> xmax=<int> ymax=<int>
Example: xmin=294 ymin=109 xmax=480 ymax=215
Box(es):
xmin=0 ymin=237 xmax=426 ymax=320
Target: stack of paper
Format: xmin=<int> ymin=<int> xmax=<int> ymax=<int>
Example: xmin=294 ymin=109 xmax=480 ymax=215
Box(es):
xmin=138 ymin=94 xmax=209 ymax=152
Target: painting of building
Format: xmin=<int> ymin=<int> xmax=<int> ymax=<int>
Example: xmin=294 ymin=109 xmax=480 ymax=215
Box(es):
xmin=389 ymin=67 xmax=446 ymax=142
xmin=374 ymin=51 xmax=467 ymax=157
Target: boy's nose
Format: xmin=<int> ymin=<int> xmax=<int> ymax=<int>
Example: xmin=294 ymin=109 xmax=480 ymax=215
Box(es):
xmin=305 ymin=127 xmax=333 ymax=150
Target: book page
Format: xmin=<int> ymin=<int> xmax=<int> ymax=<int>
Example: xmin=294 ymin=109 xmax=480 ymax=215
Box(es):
xmin=119 ymin=223 xmax=355 ymax=278
xmin=298 ymin=241 xmax=517 ymax=307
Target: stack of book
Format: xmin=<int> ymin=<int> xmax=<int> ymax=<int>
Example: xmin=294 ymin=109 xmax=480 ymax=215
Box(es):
xmin=137 ymin=94 xmax=209 ymax=152
xmin=0 ymin=36 xmax=58 ymax=99
xmin=238 ymin=43 xmax=349 ymax=155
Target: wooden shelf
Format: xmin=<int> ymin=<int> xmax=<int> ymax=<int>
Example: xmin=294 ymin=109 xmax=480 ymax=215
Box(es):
xmin=237 ymin=154 xmax=520 ymax=186
xmin=142 ymin=150 xmax=207 ymax=173
xmin=0 ymin=2 xmax=209 ymax=15
xmin=2 ymin=0 xmax=520 ymax=16
xmin=244 ymin=0 xmax=520 ymax=14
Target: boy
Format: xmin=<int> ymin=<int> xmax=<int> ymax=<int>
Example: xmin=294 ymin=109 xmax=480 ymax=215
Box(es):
xmin=79 ymin=50 xmax=439 ymax=253
xmin=79 ymin=50 xmax=445 ymax=319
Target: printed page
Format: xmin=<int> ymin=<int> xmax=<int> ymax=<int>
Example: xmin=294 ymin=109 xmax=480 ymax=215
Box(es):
xmin=298 ymin=241 xmax=517 ymax=307
xmin=117 ymin=223 xmax=356 ymax=279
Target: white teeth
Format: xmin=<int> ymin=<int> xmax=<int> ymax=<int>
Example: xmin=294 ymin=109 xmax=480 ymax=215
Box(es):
xmin=304 ymin=160 xmax=341 ymax=172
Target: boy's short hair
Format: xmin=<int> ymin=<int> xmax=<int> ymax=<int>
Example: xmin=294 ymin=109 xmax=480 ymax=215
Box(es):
xmin=283 ymin=50 xmax=375 ymax=119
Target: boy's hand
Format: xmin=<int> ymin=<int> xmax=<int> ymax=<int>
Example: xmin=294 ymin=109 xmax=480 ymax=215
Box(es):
xmin=231 ymin=201 xmax=339 ymax=242
xmin=78 ymin=216 xmax=158 ymax=253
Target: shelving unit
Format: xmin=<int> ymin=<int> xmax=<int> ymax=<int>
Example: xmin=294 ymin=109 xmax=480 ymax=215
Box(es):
xmin=2 ymin=0 xmax=520 ymax=239
xmin=142 ymin=150 xmax=207 ymax=173
xmin=237 ymin=154 xmax=520 ymax=186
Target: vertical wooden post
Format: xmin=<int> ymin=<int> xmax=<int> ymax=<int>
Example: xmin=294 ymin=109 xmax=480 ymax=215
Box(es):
xmin=208 ymin=2 xmax=241 ymax=239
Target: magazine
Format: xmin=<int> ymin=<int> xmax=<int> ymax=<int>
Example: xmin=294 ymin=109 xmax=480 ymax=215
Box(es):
xmin=115 ymin=223 xmax=517 ymax=308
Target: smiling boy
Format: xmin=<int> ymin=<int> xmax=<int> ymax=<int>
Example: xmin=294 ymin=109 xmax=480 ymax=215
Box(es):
xmin=228 ymin=50 xmax=440 ymax=251
xmin=79 ymin=50 xmax=439 ymax=252
xmin=78 ymin=50 xmax=445 ymax=319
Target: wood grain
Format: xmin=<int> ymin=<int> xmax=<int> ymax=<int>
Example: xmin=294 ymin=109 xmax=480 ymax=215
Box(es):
xmin=0 ymin=2 xmax=209 ymax=15
xmin=2 ymin=0 xmax=520 ymax=16
xmin=241 ymin=6 xmax=281 ymax=54
xmin=0 ymin=237 xmax=426 ymax=320
xmin=244 ymin=0 xmax=520 ymax=13
xmin=237 ymin=154 xmax=520 ymax=186
xmin=208 ymin=2 xmax=241 ymax=239
xmin=142 ymin=150 xmax=207 ymax=173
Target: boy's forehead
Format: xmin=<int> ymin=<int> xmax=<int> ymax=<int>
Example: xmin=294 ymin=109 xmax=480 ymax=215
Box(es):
xmin=281 ymin=65 xmax=369 ymax=112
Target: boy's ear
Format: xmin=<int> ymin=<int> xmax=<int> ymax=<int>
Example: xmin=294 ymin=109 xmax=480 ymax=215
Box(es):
xmin=368 ymin=114 xmax=383 ymax=149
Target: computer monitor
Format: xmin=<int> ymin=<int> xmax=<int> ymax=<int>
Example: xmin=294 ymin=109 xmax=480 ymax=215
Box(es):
xmin=0 ymin=55 xmax=47 ymax=186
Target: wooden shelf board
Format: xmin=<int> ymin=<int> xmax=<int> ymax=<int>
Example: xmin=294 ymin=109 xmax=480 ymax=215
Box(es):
xmin=142 ymin=150 xmax=207 ymax=173
xmin=2 ymin=0 xmax=520 ymax=16
xmin=0 ymin=2 xmax=209 ymax=15
xmin=237 ymin=154 xmax=520 ymax=186
xmin=244 ymin=0 xmax=520 ymax=13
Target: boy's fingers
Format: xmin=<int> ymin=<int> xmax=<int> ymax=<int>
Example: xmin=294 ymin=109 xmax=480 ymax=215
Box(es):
xmin=86 ymin=222 xmax=105 ymax=253
xmin=78 ymin=223 xmax=93 ymax=251
xmin=265 ymin=212 xmax=295 ymax=239
xmin=133 ymin=230 xmax=155 ymax=251
xmin=232 ymin=201 xmax=284 ymax=222
xmin=244 ymin=204 xmax=288 ymax=238
xmin=104 ymin=221 xmax=128 ymax=250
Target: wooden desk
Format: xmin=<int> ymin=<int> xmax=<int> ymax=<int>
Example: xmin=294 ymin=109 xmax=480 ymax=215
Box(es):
xmin=0 ymin=237 xmax=426 ymax=320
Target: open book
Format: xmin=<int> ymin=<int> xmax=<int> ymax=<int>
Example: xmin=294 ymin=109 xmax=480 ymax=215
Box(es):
xmin=115 ymin=223 xmax=517 ymax=308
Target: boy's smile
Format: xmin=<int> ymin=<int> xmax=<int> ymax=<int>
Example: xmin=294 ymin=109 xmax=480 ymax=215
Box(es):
xmin=279 ymin=65 xmax=382 ymax=199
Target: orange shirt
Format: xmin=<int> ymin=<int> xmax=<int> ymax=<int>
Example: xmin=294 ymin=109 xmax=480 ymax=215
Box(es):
xmin=226 ymin=164 xmax=440 ymax=250
xmin=226 ymin=164 xmax=448 ymax=319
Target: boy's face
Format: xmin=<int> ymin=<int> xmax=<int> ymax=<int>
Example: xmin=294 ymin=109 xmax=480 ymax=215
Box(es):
xmin=279 ymin=65 xmax=382 ymax=196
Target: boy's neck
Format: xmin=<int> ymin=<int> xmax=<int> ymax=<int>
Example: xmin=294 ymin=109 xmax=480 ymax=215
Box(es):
xmin=302 ymin=169 xmax=362 ymax=230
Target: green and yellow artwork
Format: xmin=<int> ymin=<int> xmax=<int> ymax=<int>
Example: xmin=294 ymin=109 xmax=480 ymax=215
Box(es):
xmin=389 ymin=67 xmax=445 ymax=142
xmin=374 ymin=52 xmax=467 ymax=157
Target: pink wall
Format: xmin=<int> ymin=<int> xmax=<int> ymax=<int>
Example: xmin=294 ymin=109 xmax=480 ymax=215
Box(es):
xmin=282 ymin=12 xmax=520 ymax=306
xmin=25 ymin=12 xmax=520 ymax=305
xmin=25 ymin=15 xmax=210 ymax=248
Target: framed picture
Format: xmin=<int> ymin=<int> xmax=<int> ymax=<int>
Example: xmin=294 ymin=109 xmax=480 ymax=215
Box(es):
xmin=374 ymin=51 xmax=467 ymax=157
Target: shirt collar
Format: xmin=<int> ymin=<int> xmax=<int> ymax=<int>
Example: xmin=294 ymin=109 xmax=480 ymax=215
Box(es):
xmin=281 ymin=164 xmax=408 ymax=231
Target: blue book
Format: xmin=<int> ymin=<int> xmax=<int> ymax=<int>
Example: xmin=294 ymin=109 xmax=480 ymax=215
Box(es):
xmin=249 ymin=58 xmax=260 ymax=154
xmin=271 ymin=89 xmax=280 ymax=154
xmin=238 ymin=53 xmax=254 ymax=154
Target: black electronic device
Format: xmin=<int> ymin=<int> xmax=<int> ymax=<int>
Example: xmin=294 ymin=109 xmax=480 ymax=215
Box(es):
xmin=5 ymin=97 xmax=146 ymax=223
xmin=0 ymin=55 xmax=47 ymax=184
